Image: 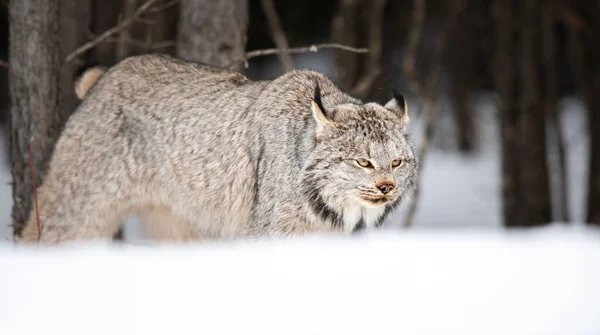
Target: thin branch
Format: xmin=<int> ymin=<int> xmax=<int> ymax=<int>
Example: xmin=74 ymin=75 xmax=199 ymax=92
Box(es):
xmin=228 ymin=43 xmax=368 ymax=69
xmin=64 ymin=0 xmax=168 ymax=63
xmin=352 ymin=0 xmax=387 ymax=97
xmin=261 ymin=0 xmax=294 ymax=72
xmin=404 ymin=1 xmax=465 ymax=228
xmin=246 ymin=43 xmax=368 ymax=59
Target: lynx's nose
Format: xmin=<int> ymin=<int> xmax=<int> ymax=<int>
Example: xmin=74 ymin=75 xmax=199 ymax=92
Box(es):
xmin=377 ymin=183 xmax=395 ymax=194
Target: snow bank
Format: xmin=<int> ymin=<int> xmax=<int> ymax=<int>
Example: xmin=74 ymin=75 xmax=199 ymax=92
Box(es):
xmin=1 ymin=225 xmax=599 ymax=335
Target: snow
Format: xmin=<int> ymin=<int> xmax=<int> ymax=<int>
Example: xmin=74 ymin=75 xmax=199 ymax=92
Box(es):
xmin=1 ymin=225 xmax=599 ymax=334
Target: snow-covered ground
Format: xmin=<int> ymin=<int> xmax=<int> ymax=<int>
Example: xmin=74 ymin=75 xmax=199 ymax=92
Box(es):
xmin=1 ymin=226 xmax=599 ymax=334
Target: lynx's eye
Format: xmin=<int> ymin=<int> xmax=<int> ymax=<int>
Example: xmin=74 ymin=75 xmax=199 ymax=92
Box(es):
xmin=391 ymin=159 xmax=403 ymax=168
xmin=356 ymin=159 xmax=373 ymax=168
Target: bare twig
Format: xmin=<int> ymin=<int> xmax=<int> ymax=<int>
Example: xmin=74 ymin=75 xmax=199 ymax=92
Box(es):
xmin=228 ymin=43 xmax=368 ymax=69
xmin=65 ymin=0 xmax=167 ymax=63
xmin=404 ymin=1 xmax=465 ymax=228
xmin=261 ymin=0 xmax=294 ymax=72
xmin=352 ymin=0 xmax=387 ymax=97
xmin=246 ymin=43 xmax=368 ymax=59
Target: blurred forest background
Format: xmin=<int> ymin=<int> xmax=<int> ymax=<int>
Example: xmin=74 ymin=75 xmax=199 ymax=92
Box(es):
xmin=0 ymin=0 xmax=599 ymax=239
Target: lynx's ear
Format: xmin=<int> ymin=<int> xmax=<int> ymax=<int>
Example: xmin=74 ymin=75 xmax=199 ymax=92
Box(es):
xmin=385 ymin=86 xmax=409 ymax=128
xmin=311 ymin=84 xmax=332 ymax=141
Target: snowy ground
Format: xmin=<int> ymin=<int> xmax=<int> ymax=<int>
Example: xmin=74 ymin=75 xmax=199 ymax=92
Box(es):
xmin=1 ymin=225 xmax=599 ymax=334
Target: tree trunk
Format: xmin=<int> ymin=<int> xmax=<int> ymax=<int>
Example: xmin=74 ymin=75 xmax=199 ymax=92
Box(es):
xmin=176 ymin=0 xmax=249 ymax=68
xmin=261 ymin=0 xmax=294 ymax=72
xmin=587 ymin=73 xmax=600 ymax=226
xmin=518 ymin=0 xmax=551 ymax=226
xmin=445 ymin=1 xmax=489 ymax=153
xmin=331 ymin=0 xmax=363 ymax=90
xmin=583 ymin=3 xmax=600 ymax=226
xmin=568 ymin=2 xmax=600 ymax=226
xmin=541 ymin=6 xmax=569 ymax=222
xmin=9 ymin=0 xmax=62 ymax=237
xmin=146 ymin=0 xmax=180 ymax=56
xmin=60 ymin=0 xmax=91 ymax=120
xmin=492 ymin=0 xmax=523 ymax=226
xmin=91 ymin=0 xmax=121 ymax=65
xmin=450 ymin=83 xmax=477 ymax=152
xmin=116 ymin=0 xmax=138 ymax=61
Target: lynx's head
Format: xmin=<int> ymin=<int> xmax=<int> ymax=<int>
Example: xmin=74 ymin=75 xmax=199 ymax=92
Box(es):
xmin=302 ymin=85 xmax=418 ymax=231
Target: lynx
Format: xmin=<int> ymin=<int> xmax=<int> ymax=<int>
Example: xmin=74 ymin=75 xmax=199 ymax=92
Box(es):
xmin=19 ymin=54 xmax=417 ymax=243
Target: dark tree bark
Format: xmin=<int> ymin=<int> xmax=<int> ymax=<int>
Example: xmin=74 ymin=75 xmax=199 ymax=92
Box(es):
xmin=60 ymin=0 xmax=91 ymax=119
xmin=584 ymin=11 xmax=600 ymax=226
xmin=492 ymin=0 xmax=552 ymax=227
xmin=146 ymin=0 xmax=180 ymax=56
xmin=9 ymin=0 xmax=62 ymax=237
xmin=541 ymin=5 xmax=569 ymax=222
xmin=91 ymin=0 xmax=121 ymax=65
xmin=116 ymin=0 xmax=138 ymax=61
xmin=331 ymin=0 xmax=362 ymax=90
xmin=567 ymin=2 xmax=600 ymax=226
xmin=449 ymin=82 xmax=477 ymax=152
xmin=445 ymin=0 xmax=492 ymax=153
xmin=351 ymin=0 xmax=387 ymax=98
xmin=176 ymin=0 xmax=249 ymax=68
xmin=518 ymin=0 xmax=551 ymax=226
xmin=367 ymin=0 xmax=411 ymax=103
xmin=492 ymin=0 xmax=523 ymax=226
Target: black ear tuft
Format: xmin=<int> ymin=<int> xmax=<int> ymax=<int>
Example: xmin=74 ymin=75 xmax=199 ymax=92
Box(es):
xmin=314 ymin=83 xmax=326 ymax=113
xmin=390 ymin=86 xmax=406 ymax=108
